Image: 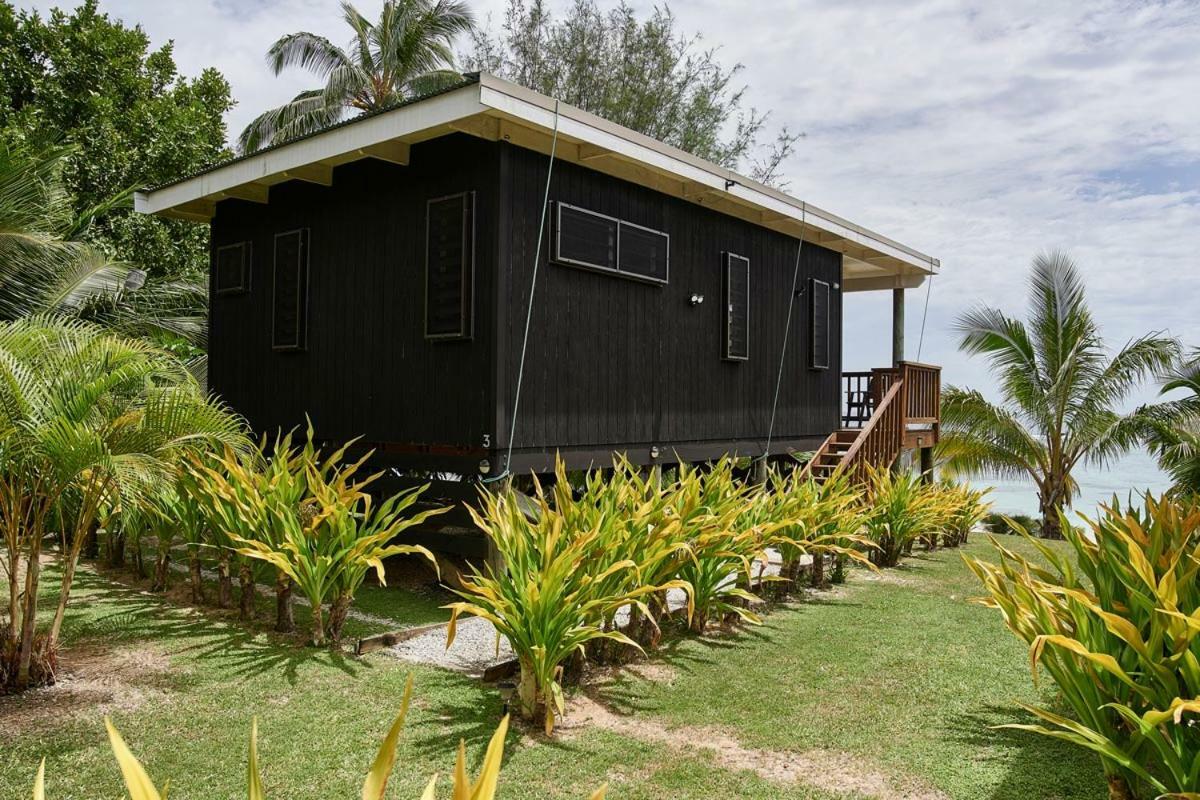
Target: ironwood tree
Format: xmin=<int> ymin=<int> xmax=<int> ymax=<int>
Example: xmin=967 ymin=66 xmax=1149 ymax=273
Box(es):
xmin=464 ymin=0 xmax=801 ymax=187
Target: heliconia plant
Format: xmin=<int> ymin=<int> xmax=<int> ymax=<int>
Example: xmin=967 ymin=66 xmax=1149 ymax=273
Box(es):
xmin=30 ymin=676 xmax=607 ymax=799
xmin=965 ymin=494 xmax=1200 ymax=800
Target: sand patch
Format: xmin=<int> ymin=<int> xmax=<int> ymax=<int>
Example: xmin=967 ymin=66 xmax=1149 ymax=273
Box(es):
xmin=1 ymin=642 xmax=177 ymax=735
xmin=558 ymin=693 xmax=947 ymax=800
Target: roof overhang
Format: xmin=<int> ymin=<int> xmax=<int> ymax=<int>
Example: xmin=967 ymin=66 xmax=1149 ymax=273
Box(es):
xmin=135 ymin=73 xmax=939 ymax=291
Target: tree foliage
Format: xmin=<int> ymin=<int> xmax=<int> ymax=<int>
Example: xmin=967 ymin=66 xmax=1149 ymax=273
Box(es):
xmin=0 ymin=0 xmax=232 ymax=279
xmin=239 ymin=0 xmax=474 ymax=153
xmin=1136 ymin=351 xmax=1200 ymax=496
xmin=938 ymin=251 xmax=1179 ymax=537
xmin=464 ymin=0 xmax=801 ymax=185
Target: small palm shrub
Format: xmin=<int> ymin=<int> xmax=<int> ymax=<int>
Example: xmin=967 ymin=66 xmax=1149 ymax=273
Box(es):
xmin=860 ymin=465 xmax=947 ymax=567
xmin=766 ymin=469 xmax=867 ymax=588
xmin=966 ymin=495 xmax=1200 ymax=800
xmin=30 ymin=676 xmax=606 ymax=799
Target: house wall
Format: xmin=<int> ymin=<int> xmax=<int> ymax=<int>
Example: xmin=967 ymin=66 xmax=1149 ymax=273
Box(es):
xmin=497 ymin=142 xmax=843 ymax=466
xmin=208 ymin=134 xmax=500 ymax=460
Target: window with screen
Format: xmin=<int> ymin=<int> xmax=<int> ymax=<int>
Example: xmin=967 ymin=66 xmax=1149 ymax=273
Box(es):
xmin=723 ymin=253 xmax=750 ymax=361
xmin=618 ymin=222 xmax=669 ymax=282
xmin=810 ymin=278 xmax=831 ymax=369
xmin=272 ymin=229 xmax=309 ymax=351
xmin=215 ymin=241 xmax=250 ymax=295
xmin=556 ymin=203 xmax=617 ymax=272
xmin=425 ymin=192 xmax=474 ymax=339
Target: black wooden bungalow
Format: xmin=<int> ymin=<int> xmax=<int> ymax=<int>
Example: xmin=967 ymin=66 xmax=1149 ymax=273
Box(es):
xmin=135 ymin=73 xmax=942 ymax=486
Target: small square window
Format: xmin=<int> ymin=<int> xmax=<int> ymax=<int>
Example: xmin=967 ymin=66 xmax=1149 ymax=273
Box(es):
xmin=215 ymin=241 xmax=250 ymax=295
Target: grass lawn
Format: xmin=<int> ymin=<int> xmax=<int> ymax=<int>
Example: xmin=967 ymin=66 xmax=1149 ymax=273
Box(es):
xmin=1 ymin=537 xmax=1106 ymax=799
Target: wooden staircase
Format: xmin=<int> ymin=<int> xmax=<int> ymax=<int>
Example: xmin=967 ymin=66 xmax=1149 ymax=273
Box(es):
xmin=799 ymin=362 xmax=941 ymax=484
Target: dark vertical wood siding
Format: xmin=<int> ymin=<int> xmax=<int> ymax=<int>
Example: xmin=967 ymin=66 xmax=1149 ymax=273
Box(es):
xmin=498 ymin=143 xmax=843 ymax=454
xmin=208 ymin=134 xmax=499 ymax=449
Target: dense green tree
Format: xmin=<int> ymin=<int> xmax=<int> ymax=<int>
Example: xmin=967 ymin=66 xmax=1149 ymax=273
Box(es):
xmin=939 ymin=252 xmax=1179 ymax=538
xmin=465 ymin=0 xmax=800 ymax=185
xmin=239 ymin=0 xmax=474 ymax=153
xmin=0 ymin=0 xmax=232 ymax=280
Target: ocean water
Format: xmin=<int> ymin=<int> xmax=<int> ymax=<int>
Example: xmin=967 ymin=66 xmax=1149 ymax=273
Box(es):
xmin=968 ymin=449 xmax=1173 ymax=520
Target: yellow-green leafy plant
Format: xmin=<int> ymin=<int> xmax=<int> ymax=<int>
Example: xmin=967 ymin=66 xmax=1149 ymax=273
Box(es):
xmin=671 ymin=459 xmax=771 ymax=632
xmin=965 ymin=495 xmax=1200 ymax=800
xmin=197 ymin=431 xmax=446 ymax=646
xmin=30 ymin=675 xmax=607 ymax=799
xmin=766 ymin=468 xmax=869 ymax=589
xmin=940 ymin=482 xmax=990 ymax=548
xmin=860 ymin=464 xmax=948 ymax=567
xmin=447 ymin=475 xmax=674 ymax=734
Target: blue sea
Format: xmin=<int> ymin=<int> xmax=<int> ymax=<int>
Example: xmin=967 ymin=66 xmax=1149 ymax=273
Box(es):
xmin=968 ymin=450 xmax=1172 ymax=520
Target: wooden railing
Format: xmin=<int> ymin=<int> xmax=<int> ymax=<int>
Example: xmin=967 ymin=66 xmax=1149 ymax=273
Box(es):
xmin=837 ymin=380 xmax=904 ymax=483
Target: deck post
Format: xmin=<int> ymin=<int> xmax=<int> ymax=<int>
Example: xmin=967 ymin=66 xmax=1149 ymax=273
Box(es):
xmin=920 ymin=446 xmax=934 ymax=484
xmin=892 ymin=287 xmax=905 ymax=365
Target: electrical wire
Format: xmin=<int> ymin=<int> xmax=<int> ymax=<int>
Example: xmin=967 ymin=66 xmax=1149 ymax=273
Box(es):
xmin=916 ymin=267 xmax=934 ymax=362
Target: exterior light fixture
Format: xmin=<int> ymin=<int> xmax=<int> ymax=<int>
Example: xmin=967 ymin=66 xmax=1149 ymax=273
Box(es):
xmin=478 ymin=458 xmax=491 ymax=475
xmin=650 ymin=446 xmax=660 ymax=459
xmin=689 ymin=293 xmax=704 ymax=306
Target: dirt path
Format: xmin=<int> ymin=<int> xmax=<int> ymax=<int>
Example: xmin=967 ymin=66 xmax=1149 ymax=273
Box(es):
xmin=561 ymin=690 xmax=949 ymax=800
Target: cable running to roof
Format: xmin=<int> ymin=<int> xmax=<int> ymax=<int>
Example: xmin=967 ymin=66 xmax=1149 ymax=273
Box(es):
xmin=761 ymin=207 xmax=807 ymax=464
xmin=485 ymin=99 xmax=562 ymax=484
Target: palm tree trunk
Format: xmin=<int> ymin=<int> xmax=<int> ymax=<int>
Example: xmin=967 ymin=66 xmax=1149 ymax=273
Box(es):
xmin=1039 ymin=486 xmax=1066 ymax=539
xmin=327 ymin=592 xmax=352 ymax=645
xmin=151 ymin=551 xmax=170 ymax=592
xmin=810 ymin=552 xmax=825 ymax=588
xmin=15 ymin=533 xmax=42 ymax=689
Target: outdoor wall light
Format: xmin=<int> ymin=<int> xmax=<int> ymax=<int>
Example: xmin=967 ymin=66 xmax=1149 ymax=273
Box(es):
xmin=650 ymin=446 xmax=660 ymax=459
xmin=689 ymin=293 xmax=705 ymax=306
xmin=478 ymin=458 xmax=491 ymax=475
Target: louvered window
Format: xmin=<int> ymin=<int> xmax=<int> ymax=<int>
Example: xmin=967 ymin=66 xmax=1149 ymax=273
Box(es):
xmin=618 ymin=222 xmax=669 ymax=282
xmin=215 ymin=241 xmax=250 ymax=295
xmin=723 ymin=253 xmax=750 ymax=361
xmin=425 ymin=192 xmax=474 ymax=339
xmin=556 ymin=203 xmax=617 ymax=272
xmin=272 ymin=229 xmax=309 ymax=351
xmin=810 ymin=278 xmax=831 ymax=369
xmin=554 ymin=202 xmax=669 ymax=284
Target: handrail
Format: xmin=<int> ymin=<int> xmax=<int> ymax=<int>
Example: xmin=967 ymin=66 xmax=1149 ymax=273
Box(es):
xmin=797 ymin=430 xmax=839 ymax=482
xmin=835 ymin=379 xmax=904 ymax=482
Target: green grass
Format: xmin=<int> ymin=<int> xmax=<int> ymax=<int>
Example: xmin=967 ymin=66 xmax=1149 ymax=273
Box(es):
xmin=2 ymin=537 xmax=1105 ymax=799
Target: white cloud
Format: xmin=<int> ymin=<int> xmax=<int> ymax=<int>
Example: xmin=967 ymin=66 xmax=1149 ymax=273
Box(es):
xmin=17 ymin=0 xmax=1200 ymax=405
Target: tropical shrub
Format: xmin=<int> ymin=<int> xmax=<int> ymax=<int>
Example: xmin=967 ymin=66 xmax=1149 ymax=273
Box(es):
xmin=766 ymin=469 xmax=866 ymax=588
xmin=194 ymin=429 xmax=446 ymax=646
xmin=860 ymin=465 xmax=949 ymax=567
xmin=447 ymin=476 xmax=676 ymax=734
xmin=29 ymin=676 xmax=606 ymax=799
xmin=966 ymin=495 xmax=1200 ymax=800
xmin=938 ymin=483 xmax=991 ymax=547
xmin=0 ymin=317 xmax=246 ymax=691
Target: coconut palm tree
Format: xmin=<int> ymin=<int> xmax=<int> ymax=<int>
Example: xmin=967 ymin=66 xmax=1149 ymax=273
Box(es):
xmin=0 ymin=316 xmax=247 ymax=690
xmin=0 ymin=141 xmax=207 ymax=347
xmin=1136 ymin=351 xmax=1200 ymax=496
xmin=238 ymin=0 xmax=474 ymax=153
xmin=939 ymin=251 xmax=1178 ymax=538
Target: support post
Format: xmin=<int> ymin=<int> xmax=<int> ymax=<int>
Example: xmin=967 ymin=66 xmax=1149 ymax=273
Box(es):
xmin=892 ymin=287 xmax=905 ymax=366
xmin=920 ymin=447 xmax=934 ymax=484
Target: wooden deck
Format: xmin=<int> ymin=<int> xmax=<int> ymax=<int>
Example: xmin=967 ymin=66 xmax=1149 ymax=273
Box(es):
xmin=800 ymin=362 xmax=941 ymax=482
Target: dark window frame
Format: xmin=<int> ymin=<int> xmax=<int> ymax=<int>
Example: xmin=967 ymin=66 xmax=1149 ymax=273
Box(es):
xmin=810 ymin=277 xmax=831 ymax=370
xmin=272 ymin=228 xmax=310 ymax=352
xmin=214 ymin=241 xmax=251 ymax=295
xmin=424 ymin=191 xmax=476 ymax=341
xmin=723 ymin=252 xmax=750 ymax=361
xmin=553 ymin=201 xmax=669 ymax=286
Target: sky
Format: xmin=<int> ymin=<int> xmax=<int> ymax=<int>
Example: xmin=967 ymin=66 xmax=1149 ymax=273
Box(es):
xmin=18 ymin=0 xmax=1200 ymax=401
